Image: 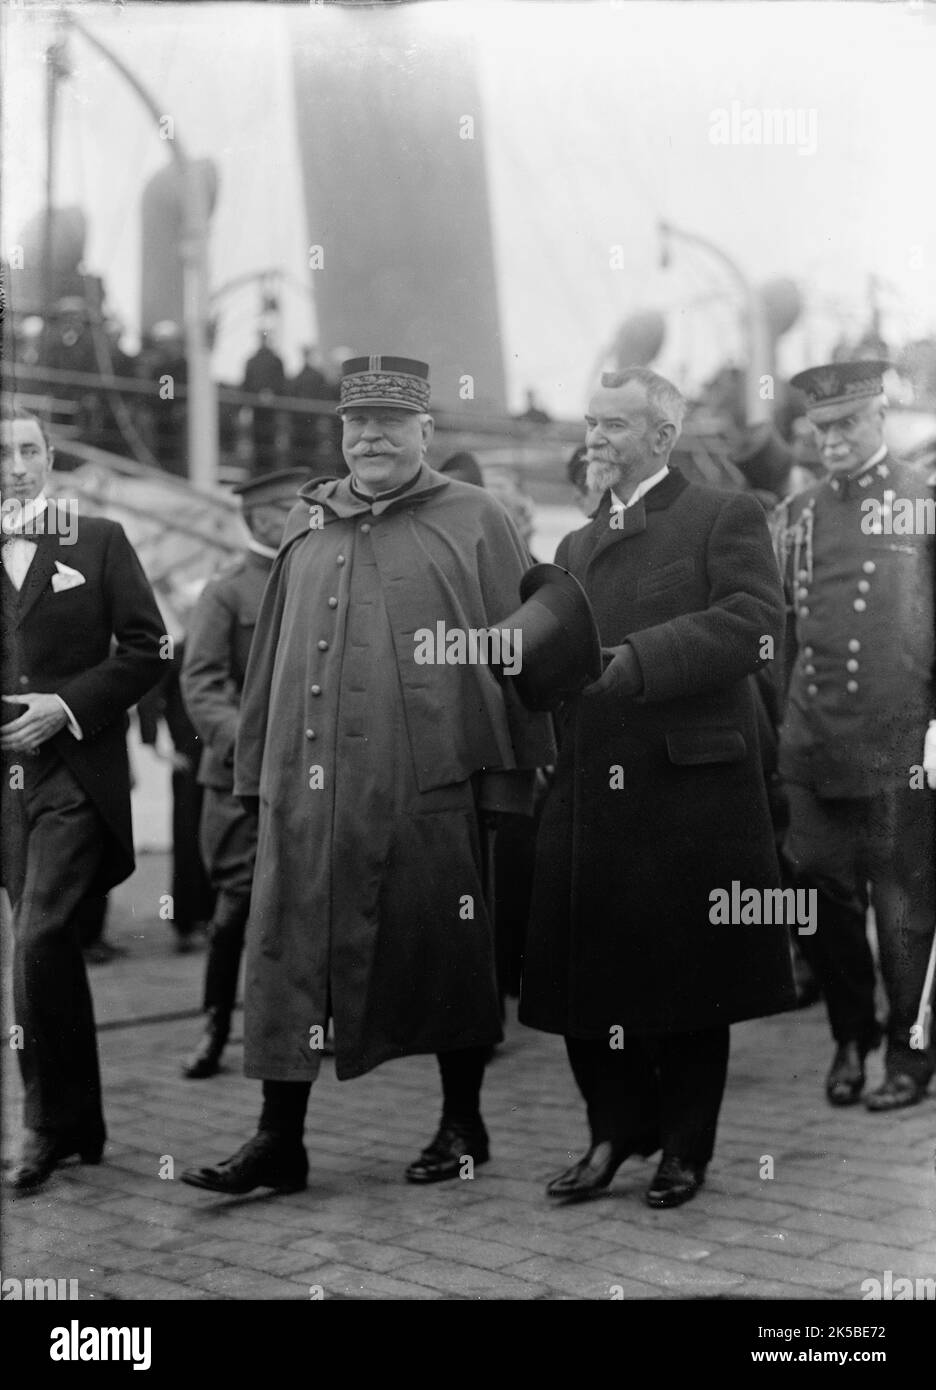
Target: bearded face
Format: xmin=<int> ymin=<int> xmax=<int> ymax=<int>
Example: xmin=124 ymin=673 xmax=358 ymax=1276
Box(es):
xmin=583 ymin=382 xmax=660 ymax=498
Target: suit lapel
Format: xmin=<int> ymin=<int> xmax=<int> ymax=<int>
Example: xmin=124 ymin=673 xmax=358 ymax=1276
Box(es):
xmin=583 ymin=470 xmax=689 ymax=577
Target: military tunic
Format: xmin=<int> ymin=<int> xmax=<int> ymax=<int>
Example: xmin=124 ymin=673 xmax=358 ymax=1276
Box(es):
xmin=182 ymin=549 xmax=273 ymax=895
xmin=776 ymin=455 xmax=934 ymax=797
xmin=774 ymin=453 xmax=936 ymax=1077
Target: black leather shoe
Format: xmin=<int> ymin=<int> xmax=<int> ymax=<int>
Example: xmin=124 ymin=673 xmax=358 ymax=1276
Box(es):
xmin=7 ymin=1126 xmax=106 ymax=1192
xmin=546 ymin=1141 xmax=629 ymax=1202
xmin=180 ymin=1133 xmax=308 ymax=1194
xmin=864 ymin=1073 xmax=926 ymax=1112
xmin=645 ymin=1155 xmax=705 ymax=1208
xmin=405 ymin=1119 xmax=489 ymax=1184
xmin=182 ymin=1009 xmax=231 ymax=1079
xmin=825 ymin=1040 xmax=867 ymax=1106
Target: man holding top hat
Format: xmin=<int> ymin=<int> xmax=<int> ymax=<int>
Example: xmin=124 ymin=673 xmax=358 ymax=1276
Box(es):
xmin=775 ymin=359 xmax=936 ymax=1111
xmin=517 ymin=366 xmax=794 ymax=1208
xmin=181 ymin=355 xmax=554 ymax=1195
xmin=179 ymin=468 xmax=311 ymax=1079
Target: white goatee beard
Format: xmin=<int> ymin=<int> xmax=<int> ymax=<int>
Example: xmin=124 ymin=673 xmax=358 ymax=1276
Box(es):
xmin=585 ymin=458 xmax=622 ymax=494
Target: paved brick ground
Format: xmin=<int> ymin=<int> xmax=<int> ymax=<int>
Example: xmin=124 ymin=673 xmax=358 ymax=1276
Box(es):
xmin=2 ymin=851 xmax=935 ymax=1301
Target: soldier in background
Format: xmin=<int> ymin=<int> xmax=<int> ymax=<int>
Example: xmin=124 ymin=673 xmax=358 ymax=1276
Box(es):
xmin=141 ymin=322 xmax=187 ymax=477
xmin=179 ymin=469 xmax=309 ymax=1077
xmin=288 ymin=346 xmax=340 ymax=475
xmin=243 ymin=331 xmax=286 ymax=475
xmin=137 ymin=640 xmax=214 ymax=952
xmin=776 ymin=360 xmax=936 ymax=1111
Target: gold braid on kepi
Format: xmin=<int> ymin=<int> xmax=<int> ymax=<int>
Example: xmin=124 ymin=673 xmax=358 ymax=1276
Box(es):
xmin=337 ymin=355 xmax=431 ymax=413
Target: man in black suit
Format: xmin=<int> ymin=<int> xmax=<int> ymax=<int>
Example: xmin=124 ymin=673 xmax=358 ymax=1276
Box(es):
xmin=1 ymin=405 xmax=164 ymax=1191
xmin=521 ymin=368 xmax=795 ymax=1208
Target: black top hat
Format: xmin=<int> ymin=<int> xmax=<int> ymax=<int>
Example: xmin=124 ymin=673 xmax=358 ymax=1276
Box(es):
xmin=497 ymin=562 xmax=602 ymax=712
xmin=728 ymin=423 xmax=794 ymax=494
xmin=232 ymin=468 xmax=311 ymax=507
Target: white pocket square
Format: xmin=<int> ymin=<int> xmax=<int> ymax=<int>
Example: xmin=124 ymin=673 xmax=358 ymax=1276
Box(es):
xmin=51 ymin=561 xmax=86 ymax=593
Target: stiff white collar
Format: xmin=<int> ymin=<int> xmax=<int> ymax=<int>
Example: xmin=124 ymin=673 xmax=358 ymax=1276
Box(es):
xmin=610 ymin=465 xmax=669 ymax=512
xmin=247 ymin=539 xmax=279 ymax=560
xmin=847 ymin=442 xmax=888 ymax=480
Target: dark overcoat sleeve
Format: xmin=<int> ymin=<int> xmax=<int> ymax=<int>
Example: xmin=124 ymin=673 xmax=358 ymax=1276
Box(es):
xmin=625 ymin=491 xmax=785 ymax=703
xmin=180 ymin=581 xmax=240 ymax=765
xmin=56 ymin=522 xmax=165 ymax=738
xmin=474 ymin=502 xmax=557 ymax=774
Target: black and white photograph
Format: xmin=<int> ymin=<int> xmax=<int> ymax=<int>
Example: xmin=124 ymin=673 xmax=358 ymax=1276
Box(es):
xmin=1 ymin=0 xmax=935 ymax=1345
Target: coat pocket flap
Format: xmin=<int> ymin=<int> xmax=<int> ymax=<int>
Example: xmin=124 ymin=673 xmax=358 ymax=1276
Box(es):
xmin=665 ymin=728 xmax=747 ymax=765
xmin=637 ymin=557 xmax=694 ymax=596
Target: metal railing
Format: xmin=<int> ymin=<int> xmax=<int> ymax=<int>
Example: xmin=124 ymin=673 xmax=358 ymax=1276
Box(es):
xmin=4 ymin=359 xmax=743 ymax=497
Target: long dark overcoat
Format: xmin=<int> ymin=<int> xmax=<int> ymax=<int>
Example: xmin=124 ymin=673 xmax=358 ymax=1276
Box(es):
xmin=235 ymin=466 xmax=556 ymax=1082
xmin=520 ymin=470 xmax=796 ymax=1038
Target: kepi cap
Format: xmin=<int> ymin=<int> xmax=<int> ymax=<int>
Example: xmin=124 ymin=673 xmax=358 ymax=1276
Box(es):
xmin=790 ymin=359 xmax=890 ymax=423
xmin=338 ymin=355 xmax=430 ymax=413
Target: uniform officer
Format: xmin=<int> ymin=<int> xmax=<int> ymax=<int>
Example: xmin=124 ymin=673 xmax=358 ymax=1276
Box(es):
xmin=179 ymin=469 xmax=310 ymax=1078
xmin=776 ymin=360 xmax=936 ymax=1110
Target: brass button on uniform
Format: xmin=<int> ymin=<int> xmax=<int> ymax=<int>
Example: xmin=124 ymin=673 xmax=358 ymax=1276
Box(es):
xmin=318 ymin=640 xmax=329 ymax=651
xmin=18 ymin=675 xmax=29 ymax=687
xmin=799 ymin=606 xmax=809 ymax=618
xmin=804 ymin=664 xmax=816 ymax=675
xmin=848 ymin=639 xmax=861 ymax=652
xmin=857 ymin=580 xmax=870 ymax=594
xmin=336 ymin=555 xmax=346 ymax=566
xmin=328 ymin=596 xmax=338 ymax=608
xmin=797 ymin=587 xmax=809 ymax=601
xmin=846 ymin=659 xmax=859 ymax=673
xmin=310 ymin=684 xmax=322 ymax=696
xmin=803 ymin=646 xmax=814 ymax=658
xmin=797 ymin=570 xmax=809 ymax=582
xmin=846 ymin=680 xmax=859 ymax=693
xmin=807 ymin=683 xmax=818 ymax=696
xmin=360 ymin=523 xmax=371 ymax=534
xmin=305 ymin=728 xmax=316 ymax=740
xmin=853 ymin=599 xmax=867 ymax=612
xmin=862 ymin=560 xmax=876 ymax=574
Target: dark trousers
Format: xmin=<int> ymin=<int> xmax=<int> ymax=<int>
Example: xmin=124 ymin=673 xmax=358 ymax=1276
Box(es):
xmin=203 ymin=892 xmax=250 ymax=1013
xmin=259 ymin=1047 xmax=488 ymax=1142
xmin=74 ymin=892 xmax=109 ymax=949
xmin=199 ymin=789 xmax=257 ymax=1013
xmin=565 ymin=1026 xmax=730 ymax=1167
xmin=3 ymin=749 xmax=106 ymax=1136
xmin=171 ymin=768 xmax=214 ymax=934
xmin=784 ymin=784 xmax=936 ymax=1084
